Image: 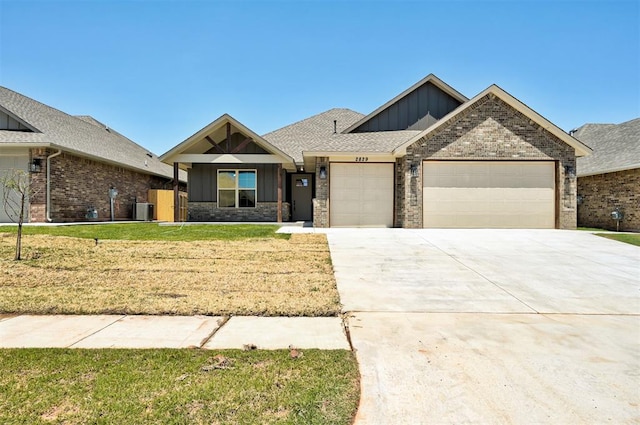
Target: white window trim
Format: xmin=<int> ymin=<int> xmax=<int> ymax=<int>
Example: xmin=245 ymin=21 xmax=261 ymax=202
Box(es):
xmin=217 ymin=169 xmax=257 ymax=208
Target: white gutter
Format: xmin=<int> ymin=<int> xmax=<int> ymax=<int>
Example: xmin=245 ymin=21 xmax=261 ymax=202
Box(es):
xmin=46 ymin=149 xmax=62 ymax=222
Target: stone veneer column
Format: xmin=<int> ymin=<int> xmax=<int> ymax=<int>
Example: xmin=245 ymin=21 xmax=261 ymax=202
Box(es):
xmin=313 ymin=157 xmax=329 ymax=227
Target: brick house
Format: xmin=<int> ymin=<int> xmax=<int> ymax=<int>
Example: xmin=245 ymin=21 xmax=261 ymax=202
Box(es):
xmin=161 ymin=74 xmax=592 ymax=229
xmin=0 ymin=87 xmax=185 ymax=223
xmin=574 ymin=118 xmax=639 ymax=232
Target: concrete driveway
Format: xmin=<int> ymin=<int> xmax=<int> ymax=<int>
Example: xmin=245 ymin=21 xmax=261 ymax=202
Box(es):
xmin=327 ymin=229 xmax=639 ymax=424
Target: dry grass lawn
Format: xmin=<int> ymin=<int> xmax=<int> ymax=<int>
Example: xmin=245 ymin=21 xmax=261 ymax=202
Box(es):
xmin=0 ymin=233 xmax=340 ymax=316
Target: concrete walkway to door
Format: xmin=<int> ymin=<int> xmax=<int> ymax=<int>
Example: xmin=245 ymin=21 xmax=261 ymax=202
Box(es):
xmin=326 ymin=229 xmax=639 ymax=424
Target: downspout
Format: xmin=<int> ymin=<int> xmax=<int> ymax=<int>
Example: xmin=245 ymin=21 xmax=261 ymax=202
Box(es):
xmin=46 ymin=149 xmax=62 ymax=222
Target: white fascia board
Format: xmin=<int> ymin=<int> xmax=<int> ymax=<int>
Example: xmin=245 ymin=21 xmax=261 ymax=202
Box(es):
xmin=174 ymin=154 xmax=296 ymax=170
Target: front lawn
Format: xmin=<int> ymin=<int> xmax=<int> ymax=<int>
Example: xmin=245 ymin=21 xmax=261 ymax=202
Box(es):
xmin=0 ymin=348 xmax=359 ymax=424
xmin=0 ymin=228 xmax=340 ymax=316
xmin=595 ymin=233 xmax=640 ymax=247
xmin=0 ymin=223 xmax=288 ymax=241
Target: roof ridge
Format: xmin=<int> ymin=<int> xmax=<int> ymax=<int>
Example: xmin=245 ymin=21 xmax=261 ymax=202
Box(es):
xmin=8 ymin=91 xmax=159 ymax=157
xmin=0 ymin=86 xmax=87 ymax=130
xmin=0 ymin=86 xmax=177 ymax=179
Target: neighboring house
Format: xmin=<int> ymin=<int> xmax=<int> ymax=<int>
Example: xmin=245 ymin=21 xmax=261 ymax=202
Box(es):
xmin=160 ymin=74 xmax=592 ymax=228
xmin=0 ymin=87 xmax=185 ymax=223
xmin=574 ymin=118 xmax=639 ymax=232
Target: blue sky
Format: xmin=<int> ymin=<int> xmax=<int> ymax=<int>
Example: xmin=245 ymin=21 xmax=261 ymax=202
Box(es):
xmin=1 ymin=0 xmax=638 ymax=155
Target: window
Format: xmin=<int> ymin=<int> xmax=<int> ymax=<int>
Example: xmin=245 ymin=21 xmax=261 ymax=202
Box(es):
xmin=217 ymin=169 xmax=256 ymax=208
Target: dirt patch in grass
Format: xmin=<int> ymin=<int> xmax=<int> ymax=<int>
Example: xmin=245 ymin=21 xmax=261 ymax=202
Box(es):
xmin=0 ymin=348 xmax=360 ymax=425
xmin=0 ymin=233 xmax=340 ymax=316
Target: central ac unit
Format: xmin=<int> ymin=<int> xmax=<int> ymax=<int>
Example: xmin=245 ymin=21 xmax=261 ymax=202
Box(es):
xmin=135 ymin=203 xmax=154 ymax=221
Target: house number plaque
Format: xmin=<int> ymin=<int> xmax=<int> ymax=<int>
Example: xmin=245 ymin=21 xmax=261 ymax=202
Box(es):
xmin=355 ymin=157 xmax=369 ymax=162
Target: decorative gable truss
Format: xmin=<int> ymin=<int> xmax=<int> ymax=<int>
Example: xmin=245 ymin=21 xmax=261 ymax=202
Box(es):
xmin=162 ymin=114 xmax=296 ymax=170
xmin=160 ymin=114 xmax=296 ymax=222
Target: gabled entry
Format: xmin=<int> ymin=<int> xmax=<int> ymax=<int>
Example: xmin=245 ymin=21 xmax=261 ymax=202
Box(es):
xmin=160 ymin=114 xmax=296 ymax=222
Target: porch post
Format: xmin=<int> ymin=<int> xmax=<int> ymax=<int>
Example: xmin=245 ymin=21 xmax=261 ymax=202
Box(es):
xmin=173 ymin=162 xmax=179 ymax=222
xmin=277 ymin=163 xmax=282 ymax=223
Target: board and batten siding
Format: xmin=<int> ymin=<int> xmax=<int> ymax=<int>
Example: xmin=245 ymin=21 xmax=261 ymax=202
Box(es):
xmin=0 ymin=110 xmax=31 ymax=131
xmin=352 ymin=82 xmax=462 ymax=132
xmin=188 ymin=163 xmax=283 ymax=203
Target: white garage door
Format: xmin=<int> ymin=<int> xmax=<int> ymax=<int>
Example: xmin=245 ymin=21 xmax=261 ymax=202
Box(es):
xmin=423 ymin=161 xmax=555 ymax=228
xmin=0 ymin=153 xmax=29 ymax=223
xmin=330 ymin=163 xmax=394 ymax=227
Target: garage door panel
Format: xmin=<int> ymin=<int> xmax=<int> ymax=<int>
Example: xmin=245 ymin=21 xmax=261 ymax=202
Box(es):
xmin=423 ymin=161 xmax=555 ymax=229
xmin=330 ymin=163 xmax=394 ymax=227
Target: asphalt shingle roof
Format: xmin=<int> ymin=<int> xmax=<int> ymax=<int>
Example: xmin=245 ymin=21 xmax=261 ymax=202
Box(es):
xmin=263 ymin=108 xmax=364 ymax=162
xmin=0 ymin=87 xmax=181 ymax=180
xmin=305 ymin=130 xmax=422 ymax=153
xmin=263 ymin=108 xmax=419 ymax=161
xmin=574 ymin=118 xmax=640 ymax=176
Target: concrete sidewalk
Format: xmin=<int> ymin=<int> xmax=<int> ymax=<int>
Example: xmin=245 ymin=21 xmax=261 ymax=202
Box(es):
xmin=0 ymin=314 xmax=350 ymax=350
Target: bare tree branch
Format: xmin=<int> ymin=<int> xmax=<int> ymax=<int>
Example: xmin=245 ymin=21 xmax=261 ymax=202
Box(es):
xmin=1 ymin=169 xmax=41 ymax=260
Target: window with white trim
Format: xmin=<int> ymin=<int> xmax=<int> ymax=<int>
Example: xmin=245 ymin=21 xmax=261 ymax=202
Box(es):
xmin=217 ymin=169 xmax=257 ymax=208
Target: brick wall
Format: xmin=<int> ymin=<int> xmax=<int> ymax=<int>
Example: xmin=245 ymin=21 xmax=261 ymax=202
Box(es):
xmin=577 ymin=168 xmax=639 ymax=232
xmin=313 ymin=157 xmax=330 ymax=227
xmin=398 ymin=94 xmax=577 ymax=229
xmin=29 ymin=149 xmax=175 ymax=222
xmin=188 ymin=201 xmax=290 ymax=222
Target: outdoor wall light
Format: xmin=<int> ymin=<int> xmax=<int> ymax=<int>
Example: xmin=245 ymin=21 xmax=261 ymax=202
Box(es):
xmin=410 ymin=163 xmax=419 ymax=178
xmin=564 ymin=165 xmax=576 ymax=179
xmin=29 ymin=158 xmax=42 ymax=173
xmin=319 ymin=166 xmax=327 ymax=179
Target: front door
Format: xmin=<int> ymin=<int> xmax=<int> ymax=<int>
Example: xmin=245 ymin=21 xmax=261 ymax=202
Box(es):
xmin=291 ymin=173 xmax=313 ymax=221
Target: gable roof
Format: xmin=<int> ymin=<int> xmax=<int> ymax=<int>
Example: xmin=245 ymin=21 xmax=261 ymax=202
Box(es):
xmin=393 ymin=84 xmax=593 ymax=157
xmin=264 ymin=108 xmax=364 ymax=163
xmin=0 ymin=86 xmax=183 ymax=181
xmin=574 ymin=118 xmax=640 ymax=176
xmin=160 ymin=113 xmax=296 ymax=169
xmin=342 ymin=74 xmax=468 ymax=134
